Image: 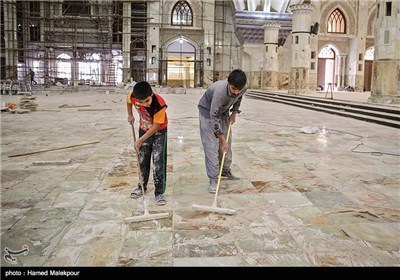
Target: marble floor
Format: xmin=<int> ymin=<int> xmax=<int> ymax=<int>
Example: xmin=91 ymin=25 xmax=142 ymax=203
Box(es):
xmin=1 ymin=87 xmax=399 ymax=267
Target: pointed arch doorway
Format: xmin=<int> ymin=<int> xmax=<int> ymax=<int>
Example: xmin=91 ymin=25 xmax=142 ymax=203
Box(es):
xmin=56 ymin=53 xmax=72 ymax=84
xmin=317 ymin=45 xmax=339 ymax=91
xmin=159 ymin=38 xmax=203 ymax=88
xmin=364 ymin=47 xmax=374 ymax=92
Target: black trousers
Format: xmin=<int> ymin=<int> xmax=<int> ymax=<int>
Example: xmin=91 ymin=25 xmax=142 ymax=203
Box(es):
xmin=138 ymin=128 xmax=167 ymax=196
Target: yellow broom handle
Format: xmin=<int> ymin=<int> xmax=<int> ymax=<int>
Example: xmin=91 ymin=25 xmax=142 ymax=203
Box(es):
xmin=214 ymin=122 xmax=232 ymax=199
xmin=225 ymin=122 xmax=232 ymax=143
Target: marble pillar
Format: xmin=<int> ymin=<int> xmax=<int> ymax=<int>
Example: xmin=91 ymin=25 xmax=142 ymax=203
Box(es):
xmin=122 ymin=2 xmax=131 ymax=83
xmin=263 ymin=21 xmax=281 ymax=90
xmin=147 ymin=1 xmax=160 ymax=85
xmin=369 ymin=0 xmax=400 ymax=104
xmin=288 ymin=3 xmax=314 ymax=94
xmin=337 ymin=55 xmax=347 ymax=90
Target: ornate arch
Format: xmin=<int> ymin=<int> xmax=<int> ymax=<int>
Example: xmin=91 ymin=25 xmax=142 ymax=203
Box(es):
xmin=318 ymin=43 xmax=342 ymax=57
xmin=164 ymin=36 xmax=199 ymax=50
xmin=364 ymin=46 xmax=375 ymax=60
xmin=171 ymin=1 xmax=193 ymax=26
xmin=161 ymin=31 xmax=202 ymax=52
xmin=320 ymin=1 xmax=355 ymax=35
xmin=161 ymin=30 xmax=203 ymax=46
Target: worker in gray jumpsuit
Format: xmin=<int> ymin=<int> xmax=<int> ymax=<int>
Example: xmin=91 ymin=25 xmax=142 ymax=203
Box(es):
xmin=197 ymin=69 xmax=248 ymax=193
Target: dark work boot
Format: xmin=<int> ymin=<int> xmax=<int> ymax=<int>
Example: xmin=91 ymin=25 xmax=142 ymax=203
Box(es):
xmin=221 ymin=170 xmax=240 ymax=180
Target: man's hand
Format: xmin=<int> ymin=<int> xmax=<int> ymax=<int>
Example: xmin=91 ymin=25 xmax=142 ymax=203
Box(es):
xmin=229 ymin=112 xmax=237 ymax=124
xmin=128 ymin=115 xmax=135 ymax=124
xmin=219 ymin=135 xmax=229 ymax=153
xmin=220 ymin=141 xmax=229 ymax=153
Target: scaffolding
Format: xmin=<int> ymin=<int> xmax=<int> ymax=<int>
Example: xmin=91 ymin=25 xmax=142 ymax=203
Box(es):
xmin=214 ymin=1 xmax=241 ymax=80
xmin=0 ymin=0 xmax=148 ymax=93
xmin=0 ymin=0 xmax=242 ymax=93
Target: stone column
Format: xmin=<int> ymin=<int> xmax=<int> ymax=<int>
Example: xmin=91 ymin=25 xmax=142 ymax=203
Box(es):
xmin=335 ymin=55 xmax=341 ymax=90
xmin=4 ymin=0 xmax=18 ymax=79
xmin=71 ymin=23 xmax=79 ymax=91
xmin=369 ymin=0 xmax=400 ymax=104
xmin=353 ymin=0 xmax=368 ymax=91
xmin=340 ymin=55 xmax=347 ymax=90
xmin=263 ymin=21 xmax=281 ymax=90
xmin=336 ymin=55 xmax=346 ymax=90
xmin=122 ymin=2 xmax=131 ymax=83
xmin=203 ymin=1 xmax=215 ymax=87
xmin=148 ymin=2 xmax=161 ymax=86
xmin=288 ymin=3 xmax=314 ymax=94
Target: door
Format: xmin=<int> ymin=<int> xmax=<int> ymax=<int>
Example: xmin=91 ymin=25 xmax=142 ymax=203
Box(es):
xmin=364 ymin=60 xmax=373 ymax=91
xmin=317 ymin=58 xmax=326 ymax=90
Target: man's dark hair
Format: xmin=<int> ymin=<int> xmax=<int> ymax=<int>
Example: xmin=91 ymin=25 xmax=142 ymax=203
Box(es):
xmin=133 ymin=81 xmax=153 ymax=100
xmin=227 ymin=69 xmax=247 ymax=90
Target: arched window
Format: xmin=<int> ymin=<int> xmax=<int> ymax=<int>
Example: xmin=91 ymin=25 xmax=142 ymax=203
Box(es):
xmin=171 ymin=1 xmax=193 ymax=26
xmin=318 ymin=47 xmax=335 ymax=59
xmin=365 ymin=47 xmax=374 ymax=61
xmin=327 ymin=9 xmax=346 ymax=33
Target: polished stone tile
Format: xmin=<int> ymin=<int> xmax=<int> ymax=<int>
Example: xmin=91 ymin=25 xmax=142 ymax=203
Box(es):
xmin=174 ymin=256 xmax=245 ymax=266
xmin=244 ymin=252 xmax=313 ymax=266
xmin=307 ymin=247 xmax=400 ymax=266
xmin=1 ymin=90 xmax=399 ymax=267
xmin=274 ymin=206 xmax=333 ymax=227
xmin=44 ymin=242 xmax=122 ymax=266
xmin=340 ymin=222 xmax=399 ymax=252
xmin=118 ymin=231 xmax=173 ymax=263
xmin=365 ymin=206 xmax=400 ymax=223
xmin=260 ymin=192 xmax=314 ymax=207
xmin=236 ymin=228 xmax=299 ymax=253
xmin=304 ymin=191 xmax=358 ymax=207
xmin=288 ymin=224 xmax=369 ymax=253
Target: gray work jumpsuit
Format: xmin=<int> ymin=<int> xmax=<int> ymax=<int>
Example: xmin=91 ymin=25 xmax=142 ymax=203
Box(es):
xmin=198 ymin=79 xmax=247 ymax=181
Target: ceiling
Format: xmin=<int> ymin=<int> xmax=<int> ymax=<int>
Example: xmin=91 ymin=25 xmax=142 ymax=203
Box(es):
xmin=232 ymin=0 xmax=304 ymax=13
xmin=231 ymin=0 xmax=306 ymax=44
